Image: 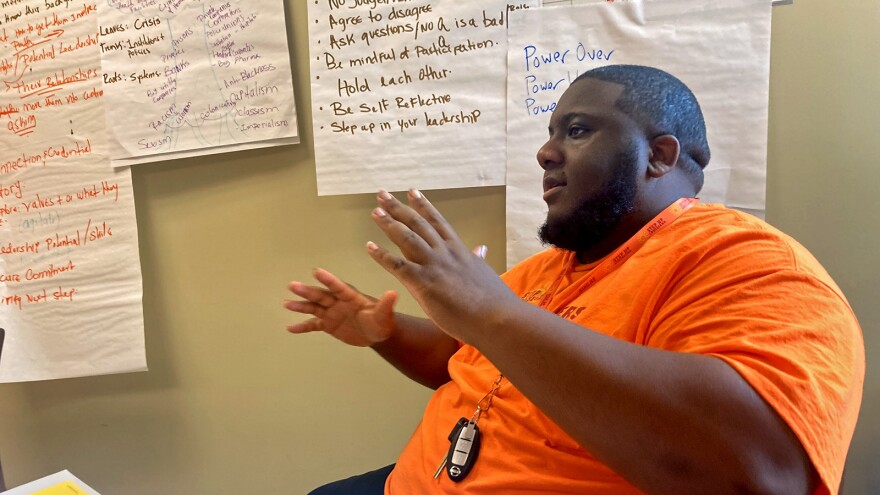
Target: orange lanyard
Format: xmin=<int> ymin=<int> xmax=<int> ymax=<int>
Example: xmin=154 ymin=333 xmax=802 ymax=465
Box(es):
xmin=538 ymin=197 xmax=698 ymax=313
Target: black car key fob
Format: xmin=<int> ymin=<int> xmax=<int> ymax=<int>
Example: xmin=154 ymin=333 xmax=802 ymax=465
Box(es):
xmin=445 ymin=419 xmax=481 ymax=482
xmin=448 ymin=417 xmax=469 ymax=441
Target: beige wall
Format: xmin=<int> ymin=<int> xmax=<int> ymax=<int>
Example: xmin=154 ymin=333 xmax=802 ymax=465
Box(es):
xmin=766 ymin=2 xmax=879 ymax=493
xmin=1 ymin=1 xmax=876 ymax=493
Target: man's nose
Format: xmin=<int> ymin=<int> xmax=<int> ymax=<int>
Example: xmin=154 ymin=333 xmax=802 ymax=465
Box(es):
xmin=537 ymin=139 xmax=562 ymax=170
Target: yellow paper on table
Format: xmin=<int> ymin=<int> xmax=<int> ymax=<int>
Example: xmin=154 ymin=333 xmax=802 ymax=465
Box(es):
xmin=0 ymin=470 xmax=100 ymax=495
xmin=32 ymin=482 xmax=86 ymax=495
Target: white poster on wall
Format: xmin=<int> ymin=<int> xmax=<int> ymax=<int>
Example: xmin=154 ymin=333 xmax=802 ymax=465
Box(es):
xmin=309 ymin=0 xmax=539 ymax=196
xmin=506 ymin=0 xmax=771 ymax=266
xmin=98 ymin=0 xmax=299 ymax=167
xmin=1 ymin=0 xmax=146 ymax=382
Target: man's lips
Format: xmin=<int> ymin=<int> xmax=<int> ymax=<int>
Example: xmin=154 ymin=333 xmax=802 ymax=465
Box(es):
xmin=543 ymin=176 xmax=566 ymax=201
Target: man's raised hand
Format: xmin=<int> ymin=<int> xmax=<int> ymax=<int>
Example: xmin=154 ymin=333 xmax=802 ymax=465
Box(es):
xmin=284 ymin=268 xmax=398 ymax=347
xmin=365 ymin=190 xmax=519 ymax=343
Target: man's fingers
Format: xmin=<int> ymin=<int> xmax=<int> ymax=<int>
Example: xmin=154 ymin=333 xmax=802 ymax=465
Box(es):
xmin=312 ymin=268 xmax=344 ymax=289
xmin=288 ymin=281 xmax=336 ymax=307
xmin=367 ymin=241 xmax=414 ymax=278
xmin=373 ymin=290 xmax=398 ymax=328
xmin=287 ymin=318 xmax=324 ymax=334
xmin=406 ymin=189 xmax=462 ymax=244
xmin=372 ymin=206 xmax=433 ymax=262
xmin=472 ymin=245 xmax=488 ymax=259
xmin=376 ymin=191 xmax=444 ymax=248
xmin=283 ymin=299 xmax=322 ymax=316
xmin=312 ymin=268 xmax=362 ymax=302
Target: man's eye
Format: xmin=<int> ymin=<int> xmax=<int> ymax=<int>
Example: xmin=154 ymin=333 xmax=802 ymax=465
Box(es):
xmin=568 ymin=126 xmax=589 ymax=137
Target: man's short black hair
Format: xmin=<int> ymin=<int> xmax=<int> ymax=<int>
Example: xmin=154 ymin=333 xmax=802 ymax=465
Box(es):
xmin=574 ymin=65 xmax=710 ymax=192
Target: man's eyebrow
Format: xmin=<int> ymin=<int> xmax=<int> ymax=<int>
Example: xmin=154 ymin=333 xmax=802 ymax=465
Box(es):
xmin=549 ymin=111 xmax=602 ymax=130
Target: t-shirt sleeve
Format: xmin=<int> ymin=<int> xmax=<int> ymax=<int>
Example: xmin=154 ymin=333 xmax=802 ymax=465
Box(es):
xmin=646 ymin=256 xmax=864 ymax=494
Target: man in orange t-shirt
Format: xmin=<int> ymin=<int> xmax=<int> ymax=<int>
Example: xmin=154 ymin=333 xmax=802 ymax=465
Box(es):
xmin=285 ymin=65 xmax=864 ymax=494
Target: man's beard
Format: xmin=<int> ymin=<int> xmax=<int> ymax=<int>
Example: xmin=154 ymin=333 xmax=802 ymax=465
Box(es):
xmin=538 ymin=146 xmax=639 ymax=254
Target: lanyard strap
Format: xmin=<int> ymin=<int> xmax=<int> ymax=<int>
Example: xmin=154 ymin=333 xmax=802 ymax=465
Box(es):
xmin=539 ymin=197 xmax=698 ymax=313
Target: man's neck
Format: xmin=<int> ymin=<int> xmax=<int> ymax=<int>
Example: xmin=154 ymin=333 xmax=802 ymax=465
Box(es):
xmin=574 ymin=218 xmax=645 ymax=265
xmin=574 ymin=195 xmax=689 ymax=265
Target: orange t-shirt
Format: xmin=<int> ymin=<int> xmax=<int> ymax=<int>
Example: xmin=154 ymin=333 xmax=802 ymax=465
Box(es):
xmin=386 ymin=203 xmax=864 ymax=494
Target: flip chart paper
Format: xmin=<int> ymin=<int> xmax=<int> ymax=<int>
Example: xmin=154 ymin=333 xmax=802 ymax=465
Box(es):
xmin=544 ymin=0 xmax=790 ymax=5
xmin=97 ymin=0 xmax=299 ymax=166
xmin=0 ymin=0 xmax=146 ymax=382
xmin=506 ymin=0 xmax=771 ymax=266
xmin=309 ymin=0 xmax=539 ymax=196
xmin=0 ymin=470 xmax=101 ymax=495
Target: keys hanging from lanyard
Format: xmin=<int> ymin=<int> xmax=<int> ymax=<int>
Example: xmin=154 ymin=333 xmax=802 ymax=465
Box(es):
xmin=447 ymin=417 xmax=480 ymax=482
xmin=433 ymin=417 xmax=481 ymax=482
xmin=433 ymin=419 xmax=466 ymax=478
xmin=433 ymin=375 xmax=502 ymax=482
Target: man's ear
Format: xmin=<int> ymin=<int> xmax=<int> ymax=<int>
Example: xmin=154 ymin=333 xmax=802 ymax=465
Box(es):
xmin=647 ymin=135 xmax=680 ymax=178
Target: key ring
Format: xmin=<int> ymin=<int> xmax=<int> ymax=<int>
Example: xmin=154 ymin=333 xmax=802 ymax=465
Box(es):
xmin=472 ymin=374 xmax=503 ymax=423
xmin=470 ymin=406 xmax=483 ymax=424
